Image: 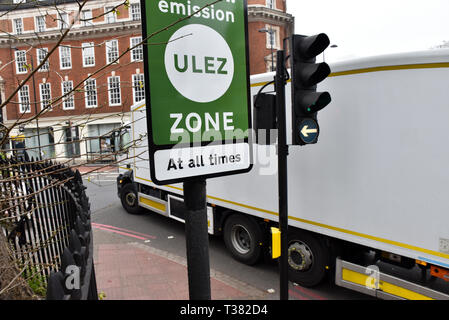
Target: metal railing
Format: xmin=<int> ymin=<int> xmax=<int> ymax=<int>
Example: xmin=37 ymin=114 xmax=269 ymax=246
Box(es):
xmin=0 ymin=153 xmax=97 ymax=300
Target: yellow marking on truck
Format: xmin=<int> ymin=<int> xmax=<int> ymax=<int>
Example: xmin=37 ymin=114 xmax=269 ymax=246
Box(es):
xmin=139 ymin=197 xmax=166 ymax=212
xmin=250 ymin=62 xmax=449 ymax=88
xmin=342 ymin=268 xmax=371 ymax=288
xmin=329 ymin=62 xmax=449 ymax=78
xmin=289 ymin=215 xmax=449 ymax=261
xmin=379 ymin=281 xmax=433 ymax=300
xmin=341 ymin=268 xmax=434 ymax=300
xmin=134 ymin=104 xmax=146 ymax=111
xmin=271 ymin=227 xmax=281 ymax=259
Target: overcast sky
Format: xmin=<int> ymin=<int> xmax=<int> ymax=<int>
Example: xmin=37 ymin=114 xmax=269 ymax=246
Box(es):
xmin=287 ymin=0 xmax=449 ymax=62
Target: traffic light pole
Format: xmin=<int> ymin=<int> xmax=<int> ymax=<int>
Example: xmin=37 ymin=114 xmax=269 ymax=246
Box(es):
xmin=275 ymin=49 xmax=289 ymax=300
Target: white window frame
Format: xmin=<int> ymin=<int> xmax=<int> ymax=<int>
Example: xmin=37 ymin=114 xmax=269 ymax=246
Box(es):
xmin=19 ymin=85 xmax=31 ymax=113
xmin=59 ymin=45 xmax=72 ymax=69
xmin=130 ymin=3 xmax=141 ymax=21
xmin=81 ymin=10 xmax=93 ymax=27
xmin=84 ymin=78 xmax=97 ymax=108
xmin=82 ymin=42 xmax=95 ymax=67
xmin=107 ymin=76 xmax=121 ymax=106
xmin=265 ymin=24 xmax=280 ymax=50
xmin=105 ymin=6 xmax=117 ymax=23
xmin=62 ymin=80 xmax=75 ymax=110
xmin=106 ymin=40 xmax=119 ymax=64
xmin=36 ymin=48 xmax=49 ymax=71
xmin=39 ymin=82 xmax=52 ymax=111
xmin=13 ymin=18 xmax=23 ymax=35
xmin=61 ymin=80 xmax=75 ymax=110
xmin=59 ymin=12 xmax=69 ymax=30
xmin=15 ymin=50 xmax=27 ymax=74
xmin=266 ymin=0 xmax=276 ymax=9
xmin=132 ymin=73 xmax=145 ymax=104
xmin=35 ymin=15 xmax=46 ymax=32
xmin=130 ymin=37 xmax=143 ymax=62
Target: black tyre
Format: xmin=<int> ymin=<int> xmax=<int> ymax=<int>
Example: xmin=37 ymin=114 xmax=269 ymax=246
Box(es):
xmin=287 ymin=230 xmax=329 ymax=287
xmin=120 ymin=183 xmax=144 ymax=215
xmin=223 ymin=214 xmax=263 ymax=265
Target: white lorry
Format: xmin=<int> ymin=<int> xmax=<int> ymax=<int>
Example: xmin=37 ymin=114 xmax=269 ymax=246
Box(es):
xmin=117 ymin=49 xmax=449 ymax=300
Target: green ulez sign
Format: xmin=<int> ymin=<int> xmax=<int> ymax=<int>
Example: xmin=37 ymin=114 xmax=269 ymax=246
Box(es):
xmin=142 ymin=0 xmax=252 ymax=184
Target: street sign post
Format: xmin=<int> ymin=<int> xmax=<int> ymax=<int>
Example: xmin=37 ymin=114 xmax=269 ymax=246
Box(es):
xmin=141 ymin=0 xmax=253 ymax=186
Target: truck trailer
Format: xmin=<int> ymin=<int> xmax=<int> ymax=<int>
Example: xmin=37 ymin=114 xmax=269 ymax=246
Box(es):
xmin=117 ymin=49 xmax=449 ymax=300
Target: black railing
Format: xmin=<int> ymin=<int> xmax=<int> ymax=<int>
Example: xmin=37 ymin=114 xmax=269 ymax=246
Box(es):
xmin=0 ymin=153 xmax=97 ymax=300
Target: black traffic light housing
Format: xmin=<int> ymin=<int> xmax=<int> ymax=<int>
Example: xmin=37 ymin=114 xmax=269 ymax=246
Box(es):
xmin=289 ymin=33 xmax=332 ymax=145
xmin=253 ymin=93 xmax=277 ymax=145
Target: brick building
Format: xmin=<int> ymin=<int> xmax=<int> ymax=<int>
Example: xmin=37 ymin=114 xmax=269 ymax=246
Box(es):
xmin=247 ymin=0 xmax=294 ymax=74
xmin=0 ymin=0 xmax=293 ymax=162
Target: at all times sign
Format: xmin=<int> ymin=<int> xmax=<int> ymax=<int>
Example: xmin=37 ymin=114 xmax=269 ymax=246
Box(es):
xmin=141 ymin=0 xmax=253 ymax=185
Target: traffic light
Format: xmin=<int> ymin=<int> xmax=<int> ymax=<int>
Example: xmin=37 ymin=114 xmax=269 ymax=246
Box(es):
xmin=253 ymin=93 xmax=277 ymax=145
xmin=290 ymin=33 xmax=331 ymax=145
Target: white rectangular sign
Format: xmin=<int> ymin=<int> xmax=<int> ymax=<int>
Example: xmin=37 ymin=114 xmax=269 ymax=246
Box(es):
xmin=154 ymin=143 xmax=251 ymax=181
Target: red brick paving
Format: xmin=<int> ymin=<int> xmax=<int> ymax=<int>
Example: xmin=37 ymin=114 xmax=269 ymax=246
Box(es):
xmin=94 ymin=243 xmax=262 ymax=300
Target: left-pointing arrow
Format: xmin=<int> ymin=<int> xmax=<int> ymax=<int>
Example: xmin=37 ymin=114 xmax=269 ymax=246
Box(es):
xmin=301 ymin=125 xmax=318 ymax=137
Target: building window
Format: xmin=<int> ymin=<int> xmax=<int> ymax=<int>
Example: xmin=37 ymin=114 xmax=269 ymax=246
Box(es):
xmin=15 ymin=50 xmax=27 ymax=74
xmin=106 ymin=40 xmax=119 ymax=64
xmin=59 ymin=12 xmax=69 ymax=30
xmin=130 ymin=37 xmax=143 ymax=62
xmin=130 ymin=3 xmax=141 ymax=21
xmin=13 ymin=18 xmax=23 ymax=34
xmin=35 ymin=15 xmax=46 ymax=32
xmin=59 ymin=45 xmax=72 ymax=69
xmin=132 ymin=73 xmax=145 ymax=104
xmin=37 ymin=48 xmax=49 ymax=71
xmin=105 ymin=6 xmax=117 ymax=23
xmin=62 ymin=80 xmax=75 ymax=110
xmin=81 ymin=10 xmax=93 ymax=27
xmin=84 ymin=78 xmax=97 ymax=108
xmin=19 ymin=85 xmax=30 ymax=113
xmin=39 ymin=82 xmax=52 ymax=111
xmin=65 ymin=126 xmax=80 ymax=158
xmin=266 ymin=0 xmax=276 ymax=9
xmin=108 ymin=76 xmax=121 ymax=106
xmin=82 ymin=42 xmax=95 ymax=67
xmin=265 ymin=25 xmax=280 ymax=50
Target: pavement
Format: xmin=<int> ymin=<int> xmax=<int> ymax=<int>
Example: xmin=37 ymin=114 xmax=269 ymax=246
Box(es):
xmin=80 ymin=163 xmax=269 ymax=301
xmin=92 ymin=227 xmax=269 ymax=300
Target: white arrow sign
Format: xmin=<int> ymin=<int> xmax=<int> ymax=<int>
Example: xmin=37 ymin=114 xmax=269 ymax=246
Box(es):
xmin=301 ymin=125 xmax=318 ymax=137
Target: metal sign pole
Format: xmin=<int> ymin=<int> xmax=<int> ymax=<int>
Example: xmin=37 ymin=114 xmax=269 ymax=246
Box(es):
xmin=183 ymin=178 xmax=211 ymax=300
xmin=275 ymin=49 xmax=289 ymax=300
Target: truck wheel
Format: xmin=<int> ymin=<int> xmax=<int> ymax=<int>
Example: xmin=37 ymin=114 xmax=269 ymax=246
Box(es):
xmin=223 ymin=214 xmax=263 ymax=265
xmin=120 ymin=183 xmax=144 ymax=215
xmin=287 ymin=230 xmax=329 ymax=287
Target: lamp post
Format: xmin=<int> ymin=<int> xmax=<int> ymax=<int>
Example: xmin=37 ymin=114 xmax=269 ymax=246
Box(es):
xmin=259 ymin=27 xmax=276 ymax=72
